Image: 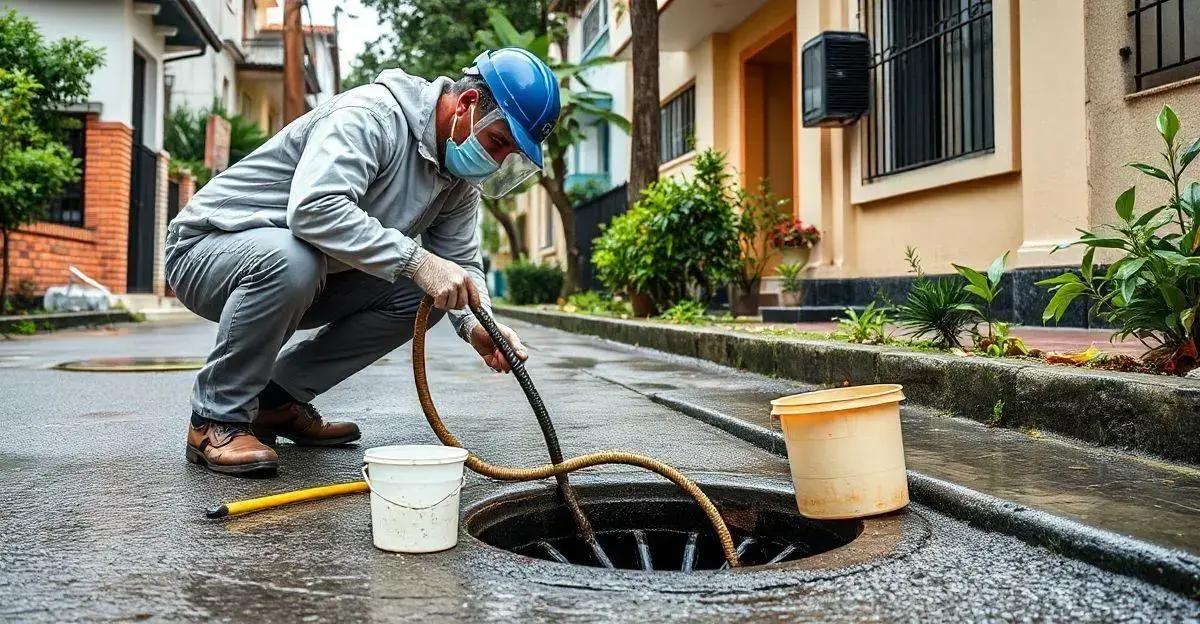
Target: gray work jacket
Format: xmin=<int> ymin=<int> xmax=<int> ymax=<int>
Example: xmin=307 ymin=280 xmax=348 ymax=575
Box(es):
xmin=168 ymin=69 xmax=489 ymax=339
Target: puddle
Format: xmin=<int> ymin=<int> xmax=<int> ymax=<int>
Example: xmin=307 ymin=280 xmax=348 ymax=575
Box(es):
xmin=55 ymin=357 xmax=205 ymax=372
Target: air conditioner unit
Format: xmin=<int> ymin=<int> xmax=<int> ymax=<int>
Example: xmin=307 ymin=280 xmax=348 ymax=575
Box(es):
xmin=801 ymin=31 xmax=870 ymax=128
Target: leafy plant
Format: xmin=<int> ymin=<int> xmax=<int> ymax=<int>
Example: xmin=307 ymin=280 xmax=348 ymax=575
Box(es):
xmin=164 ymin=105 xmax=268 ymax=187
xmin=1039 ymin=105 xmax=1200 ymax=372
xmin=833 ymin=302 xmax=893 ymax=344
xmin=5 ymin=318 xmax=36 ymax=335
xmin=988 ymin=399 xmax=1005 ymax=427
xmin=768 ymin=219 xmax=821 ymax=249
xmin=561 ymin=290 xmax=630 ymax=316
xmin=974 ymin=321 xmax=1030 ymax=357
xmin=658 ymin=299 xmax=708 ymax=324
xmin=953 ymin=252 xmax=1008 ymax=332
xmin=732 ymin=179 xmax=791 ymax=292
xmin=776 ymin=262 xmax=804 ymax=294
xmin=593 ymin=148 xmax=741 ymax=308
xmin=897 ymin=247 xmax=974 ymax=348
xmin=503 ymin=261 xmax=564 ymax=304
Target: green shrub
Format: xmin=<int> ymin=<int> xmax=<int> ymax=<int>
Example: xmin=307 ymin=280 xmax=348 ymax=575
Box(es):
xmin=776 ymin=262 xmax=804 ymax=294
xmin=592 ymin=148 xmax=741 ymax=308
xmin=658 ymin=299 xmax=708 ymax=324
xmin=503 ymin=261 xmax=564 ymax=305
xmin=6 ymin=318 xmax=36 ymax=335
xmin=897 ymin=247 xmax=974 ymax=348
xmin=1039 ymin=105 xmax=1200 ymax=371
xmin=563 ymin=290 xmax=630 ymax=316
xmin=833 ymin=302 xmax=893 ymax=344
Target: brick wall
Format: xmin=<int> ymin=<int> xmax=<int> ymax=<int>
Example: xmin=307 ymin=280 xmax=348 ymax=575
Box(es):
xmin=152 ymin=151 xmax=169 ymax=297
xmin=0 ymin=114 xmax=132 ymax=297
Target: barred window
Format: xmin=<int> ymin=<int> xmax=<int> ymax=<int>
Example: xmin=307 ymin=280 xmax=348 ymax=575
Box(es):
xmin=1128 ymin=0 xmax=1200 ymax=92
xmin=660 ymin=85 xmax=695 ymax=164
xmin=860 ymin=0 xmax=994 ymax=180
xmin=581 ymin=0 xmax=607 ymax=55
xmin=45 ymin=114 xmax=86 ymax=228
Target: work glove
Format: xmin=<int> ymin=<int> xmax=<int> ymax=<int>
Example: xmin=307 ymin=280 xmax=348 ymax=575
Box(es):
xmin=410 ymin=248 xmax=471 ymax=311
xmin=470 ymin=321 xmax=528 ymax=373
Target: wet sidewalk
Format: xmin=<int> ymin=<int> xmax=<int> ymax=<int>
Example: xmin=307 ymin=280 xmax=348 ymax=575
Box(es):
xmin=500 ymin=317 xmax=1200 ymax=555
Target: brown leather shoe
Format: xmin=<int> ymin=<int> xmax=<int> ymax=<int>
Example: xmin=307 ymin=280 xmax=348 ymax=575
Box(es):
xmin=186 ymin=422 xmax=279 ymax=476
xmin=253 ymin=402 xmax=361 ymax=446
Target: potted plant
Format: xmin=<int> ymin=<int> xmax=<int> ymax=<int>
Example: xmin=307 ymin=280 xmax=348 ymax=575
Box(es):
xmin=770 ymin=219 xmax=821 ymax=267
xmin=776 ymin=262 xmax=804 ymax=307
xmin=729 ymin=180 xmax=791 ymax=316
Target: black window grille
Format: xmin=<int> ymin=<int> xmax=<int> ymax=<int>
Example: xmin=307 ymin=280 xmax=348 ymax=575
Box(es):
xmin=1129 ymin=0 xmax=1200 ymax=92
xmin=45 ymin=114 xmax=86 ymax=228
xmin=860 ymin=0 xmax=994 ymax=181
xmin=660 ymin=85 xmax=695 ymax=164
xmin=581 ymin=0 xmax=607 ymax=54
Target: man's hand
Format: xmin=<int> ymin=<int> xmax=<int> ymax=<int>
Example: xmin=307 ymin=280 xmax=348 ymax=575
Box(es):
xmin=470 ymin=321 xmax=528 ymax=373
xmin=411 ymin=250 xmax=471 ymax=310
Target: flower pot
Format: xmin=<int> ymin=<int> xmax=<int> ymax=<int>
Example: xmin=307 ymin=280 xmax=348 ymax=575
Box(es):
xmin=729 ymin=279 xmax=761 ymax=317
xmin=779 ymin=289 xmax=802 ymax=307
xmin=780 ymin=246 xmax=811 ymax=268
xmin=629 ymin=291 xmax=656 ymax=318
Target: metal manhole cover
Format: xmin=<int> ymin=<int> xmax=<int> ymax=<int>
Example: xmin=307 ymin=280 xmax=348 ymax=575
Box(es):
xmin=55 ymin=357 xmax=205 ymax=372
xmin=466 ymin=481 xmax=867 ymax=572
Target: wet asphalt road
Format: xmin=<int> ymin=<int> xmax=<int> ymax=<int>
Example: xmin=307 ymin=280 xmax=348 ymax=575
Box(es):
xmin=0 ymin=318 xmax=1197 ymax=622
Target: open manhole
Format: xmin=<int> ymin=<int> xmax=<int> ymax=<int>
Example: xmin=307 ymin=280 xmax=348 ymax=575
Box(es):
xmin=466 ymin=480 xmax=866 ymax=572
xmin=55 ymin=357 xmax=205 ymax=372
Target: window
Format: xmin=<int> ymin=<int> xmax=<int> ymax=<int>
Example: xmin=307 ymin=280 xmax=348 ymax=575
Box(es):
xmin=45 ymin=114 xmax=86 ymax=228
xmin=660 ymin=85 xmax=695 ymax=164
xmin=581 ymin=0 xmax=607 ymax=57
xmin=1128 ymin=0 xmax=1200 ymax=91
xmin=541 ymin=203 xmax=555 ymax=248
xmin=860 ymin=0 xmax=994 ymax=180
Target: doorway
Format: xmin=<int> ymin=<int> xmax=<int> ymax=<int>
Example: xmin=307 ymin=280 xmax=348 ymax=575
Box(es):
xmin=127 ymin=50 xmax=158 ymax=293
xmin=741 ymin=28 xmax=796 ymax=209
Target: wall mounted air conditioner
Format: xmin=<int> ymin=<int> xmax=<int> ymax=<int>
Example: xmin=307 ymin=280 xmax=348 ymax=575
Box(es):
xmin=801 ymin=31 xmax=870 ymax=128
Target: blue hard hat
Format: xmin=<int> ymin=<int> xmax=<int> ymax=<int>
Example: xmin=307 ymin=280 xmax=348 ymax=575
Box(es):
xmin=472 ymin=48 xmax=560 ymax=169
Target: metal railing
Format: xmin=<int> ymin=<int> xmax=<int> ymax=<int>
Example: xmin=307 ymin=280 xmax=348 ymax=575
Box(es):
xmin=1129 ymin=0 xmax=1200 ymax=92
xmin=860 ymin=0 xmax=995 ymax=180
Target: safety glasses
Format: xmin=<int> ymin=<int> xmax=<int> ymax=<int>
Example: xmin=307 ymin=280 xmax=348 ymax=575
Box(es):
xmin=468 ymin=109 xmax=543 ymax=198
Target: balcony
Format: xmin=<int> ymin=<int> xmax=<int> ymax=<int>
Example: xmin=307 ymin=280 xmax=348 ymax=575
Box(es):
xmin=611 ymin=0 xmax=768 ymax=56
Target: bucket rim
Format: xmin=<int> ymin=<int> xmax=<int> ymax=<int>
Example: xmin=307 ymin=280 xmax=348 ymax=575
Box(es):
xmin=770 ymin=384 xmax=904 ymax=415
xmin=364 ymin=444 xmax=469 ymax=466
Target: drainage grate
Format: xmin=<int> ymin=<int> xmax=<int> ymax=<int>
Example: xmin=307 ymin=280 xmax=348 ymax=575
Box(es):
xmin=55 ymin=357 xmax=205 ymax=372
xmin=467 ymin=481 xmax=863 ymax=571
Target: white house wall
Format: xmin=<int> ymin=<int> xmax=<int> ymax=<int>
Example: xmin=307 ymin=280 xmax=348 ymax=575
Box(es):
xmin=9 ymin=0 xmax=168 ymax=151
xmin=168 ymin=0 xmax=243 ymax=114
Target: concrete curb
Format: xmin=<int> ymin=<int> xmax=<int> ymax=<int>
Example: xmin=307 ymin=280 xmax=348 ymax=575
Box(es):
xmin=650 ymin=393 xmax=1200 ymax=598
xmin=496 ymin=305 xmax=1200 ymax=463
xmin=0 ymin=310 xmax=138 ymax=334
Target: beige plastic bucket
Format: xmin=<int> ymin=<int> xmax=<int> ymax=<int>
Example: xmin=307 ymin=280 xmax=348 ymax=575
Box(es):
xmin=771 ymin=384 xmax=909 ymax=519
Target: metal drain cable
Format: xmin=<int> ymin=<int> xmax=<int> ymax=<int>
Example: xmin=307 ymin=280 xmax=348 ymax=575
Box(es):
xmin=204 ymin=295 xmax=742 ymax=569
xmin=412 ymin=295 xmax=741 ymax=569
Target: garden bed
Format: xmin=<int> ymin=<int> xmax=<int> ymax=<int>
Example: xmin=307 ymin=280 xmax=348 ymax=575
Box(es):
xmin=496 ymin=304 xmax=1200 ymax=464
xmin=0 ymin=310 xmax=139 ymax=335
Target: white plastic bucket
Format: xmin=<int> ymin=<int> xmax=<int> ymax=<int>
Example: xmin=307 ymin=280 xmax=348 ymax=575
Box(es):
xmin=771 ymin=384 xmax=909 ymax=519
xmin=362 ymin=445 xmax=470 ymax=553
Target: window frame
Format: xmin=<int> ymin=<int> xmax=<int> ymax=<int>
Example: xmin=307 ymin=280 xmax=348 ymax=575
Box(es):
xmin=580 ymin=0 xmax=609 ymax=60
xmin=659 ymin=83 xmax=696 ymax=165
xmin=44 ymin=113 xmax=87 ymax=229
xmin=1128 ymin=0 xmax=1200 ymax=92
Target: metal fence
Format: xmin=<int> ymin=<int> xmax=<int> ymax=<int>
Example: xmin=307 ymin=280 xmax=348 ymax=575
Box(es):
xmin=860 ymin=0 xmax=994 ymax=180
xmin=573 ymin=183 xmax=629 ymax=292
xmin=1129 ymin=0 xmax=1200 ymax=92
xmin=126 ymin=144 xmax=158 ymax=293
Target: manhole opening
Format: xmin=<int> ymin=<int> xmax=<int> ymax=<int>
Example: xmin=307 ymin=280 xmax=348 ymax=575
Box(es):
xmin=466 ymin=482 xmax=863 ymax=572
xmin=54 ymin=357 xmax=204 ymax=372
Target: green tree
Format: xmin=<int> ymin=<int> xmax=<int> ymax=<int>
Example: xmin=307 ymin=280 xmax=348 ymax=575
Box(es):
xmin=164 ymin=104 xmax=268 ymax=187
xmin=343 ymin=0 xmax=546 ymax=87
xmin=0 ymin=69 xmax=80 ymax=312
xmin=0 ymin=9 xmax=104 ymax=138
xmin=477 ymin=8 xmax=630 ymax=293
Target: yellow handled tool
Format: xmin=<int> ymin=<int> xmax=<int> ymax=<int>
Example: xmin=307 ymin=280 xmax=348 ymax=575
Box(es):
xmin=205 ymin=480 xmax=368 ymax=519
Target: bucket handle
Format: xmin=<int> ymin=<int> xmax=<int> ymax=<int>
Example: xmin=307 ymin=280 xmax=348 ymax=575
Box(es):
xmin=360 ymin=465 xmax=466 ymax=511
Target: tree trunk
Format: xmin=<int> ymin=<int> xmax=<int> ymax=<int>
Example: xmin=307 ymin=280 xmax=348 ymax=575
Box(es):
xmin=627 ymin=0 xmax=661 ymax=207
xmin=484 ymin=199 xmax=526 ymax=261
xmin=0 ymin=228 xmax=10 ymax=314
xmin=540 ymin=166 xmax=580 ymax=295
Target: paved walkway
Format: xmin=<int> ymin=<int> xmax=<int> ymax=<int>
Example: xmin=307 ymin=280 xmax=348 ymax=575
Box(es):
xmin=500 ymin=317 xmax=1200 ymax=555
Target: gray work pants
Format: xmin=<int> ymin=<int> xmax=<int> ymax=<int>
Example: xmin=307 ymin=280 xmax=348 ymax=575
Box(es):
xmin=165 ymin=227 xmax=444 ymax=423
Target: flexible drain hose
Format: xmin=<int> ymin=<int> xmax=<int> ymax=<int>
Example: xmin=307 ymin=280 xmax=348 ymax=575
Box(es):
xmin=413 ymin=296 xmax=740 ymax=568
xmin=205 ymin=295 xmax=741 ymax=568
